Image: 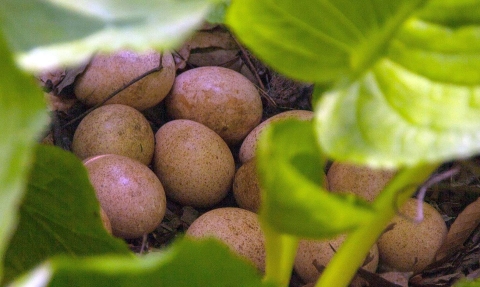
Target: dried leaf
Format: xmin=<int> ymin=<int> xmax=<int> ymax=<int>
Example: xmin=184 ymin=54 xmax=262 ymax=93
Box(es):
xmin=311 ymin=259 xmax=402 ymax=287
xmin=379 ymin=271 xmax=411 ymax=287
xmin=409 ymin=271 xmax=462 ymax=286
xmin=174 ymin=27 xmax=239 ymax=70
xmin=37 ymin=68 xmax=65 ymax=91
xmin=55 ymin=60 xmax=89 ymax=96
xmin=186 ymin=29 xmax=238 ymax=50
xmin=354 ymin=268 xmax=404 ymax=287
xmin=436 ymin=197 xmax=480 ymax=261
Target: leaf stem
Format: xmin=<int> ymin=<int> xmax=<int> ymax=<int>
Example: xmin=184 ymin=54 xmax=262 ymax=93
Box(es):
xmin=315 ymin=163 xmax=439 ymax=287
xmin=262 ymin=224 xmax=299 ymax=287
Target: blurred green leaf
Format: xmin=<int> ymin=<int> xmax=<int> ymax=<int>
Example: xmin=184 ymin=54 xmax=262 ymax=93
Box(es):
xmin=206 ymin=0 xmax=230 ymax=23
xmin=0 ymin=32 xmax=49 ymax=281
xmin=10 ymin=238 xmax=273 ymax=287
xmin=226 ymin=0 xmax=426 ymax=83
xmin=228 ymin=0 xmax=480 ymax=168
xmin=0 ymin=0 xmax=221 ymax=71
xmin=256 ymin=119 xmax=375 ymax=238
xmin=454 ymin=280 xmax=480 ymax=287
xmin=3 ymin=145 xmax=131 ymax=285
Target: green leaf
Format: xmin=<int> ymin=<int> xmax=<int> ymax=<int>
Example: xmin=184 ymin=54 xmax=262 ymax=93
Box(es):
xmin=206 ymin=1 xmax=230 ymax=23
xmin=388 ymin=0 xmax=480 ymax=86
xmin=0 ymin=32 xmax=49 ymax=281
xmin=0 ymin=0 xmax=221 ymax=71
xmin=3 ymin=145 xmax=131 ymax=285
xmin=9 ymin=238 xmax=273 ymax=287
xmin=315 ymin=56 xmax=480 ymax=168
xmin=256 ymin=119 xmax=376 ymax=238
xmin=453 ymin=279 xmax=480 ymax=287
xmin=229 ymin=0 xmax=480 ymax=168
xmin=226 ymin=0 xmax=427 ymax=83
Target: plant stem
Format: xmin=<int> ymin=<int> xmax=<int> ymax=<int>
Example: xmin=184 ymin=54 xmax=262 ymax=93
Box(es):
xmin=262 ymin=223 xmax=299 ymax=287
xmin=315 ymin=163 xmax=439 ymax=287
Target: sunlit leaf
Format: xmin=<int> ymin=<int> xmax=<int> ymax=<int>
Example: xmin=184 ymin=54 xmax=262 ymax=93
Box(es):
xmin=3 ymin=145 xmax=131 ymax=285
xmin=0 ymin=32 xmax=49 ymax=281
xmin=316 ymin=57 xmax=480 ymax=168
xmin=9 ymin=238 xmax=273 ymax=287
xmin=0 ymin=0 xmax=223 ymax=71
xmin=256 ymin=119 xmax=376 ymax=238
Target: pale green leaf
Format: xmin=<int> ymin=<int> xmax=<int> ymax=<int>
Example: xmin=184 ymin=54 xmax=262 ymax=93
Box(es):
xmin=0 ymin=32 xmax=49 ymax=282
xmin=9 ymin=238 xmax=273 ymax=287
xmin=256 ymin=119 xmax=376 ymax=238
xmin=226 ymin=0 xmax=426 ymax=83
xmin=0 ymin=0 xmax=222 ymax=71
xmin=315 ymin=59 xmax=480 ymax=167
xmin=3 ymin=145 xmax=132 ymax=285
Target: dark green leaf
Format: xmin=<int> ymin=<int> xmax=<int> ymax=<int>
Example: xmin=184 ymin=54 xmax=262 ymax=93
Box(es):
xmin=256 ymin=119 xmax=375 ymax=238
xmin=3 ymin=145 xmax=131 ymax=285
xmin=226 ymin=0 xmax=426 ymax=83
xmin=10 ymin=238 xmax=274 ymax=287
xmin=0 ymin=0 xmax=221 ymax=71
xmin=0 ymin=32 xmax=49 ymax=281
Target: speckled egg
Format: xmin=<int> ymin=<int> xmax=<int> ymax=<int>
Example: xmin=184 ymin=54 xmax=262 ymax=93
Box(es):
xmin=186 ymin=207 xmax=266 ymax=272
xmin=84 ymin=154 xmax=167 ymax=239
xmin=377 ymin=198 xmax=447 ymax=273
xmin=153 ymin=119 xmax=235 ymax=208
xmin=327 ymin=162 xmax=396 ymax=202
xmin=165 ymin=66 xmax=262 ymax=145
xmin=74 ymin=50 xmax=176 ymax=111
xmin=233 ymin=158 xmax=261 ymax=213
xmin=294 ymin=234 xmax=379 ymax=283
xmin=239 ymin=110 xmax=314 ymax=163
xmin=72 ymin=104 xmax=154 ymax=165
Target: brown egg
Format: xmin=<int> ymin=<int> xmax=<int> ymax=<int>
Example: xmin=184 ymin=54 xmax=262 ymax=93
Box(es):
xmin=327 ymin=162 xmax=396 ymax=202
xmin=72 ymin=104 xmax=154 ymax=165
xmin=74 ymin=50 xmax=176 ymax=111
xmin=153 ymin=120 xmax=235 ymax=208
xmin=233 ymin=158 xmax=328 ymax=213
xmin=294 ymin=234 xmax=379 ymax=283
xmin=186 ymin=207 xmax=266 ymax=272
xmin=377 ymin=198 xmax=447 ymax=274
xmin=239 ymin=110 xmax=314 ymax=163
xmin=165 ymin=66 xmax=262 ymax=145
xmin=233 ymin=158 xmax=261 ymax=213
xmin=84 ymin=154 xmax=166 ymax=239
